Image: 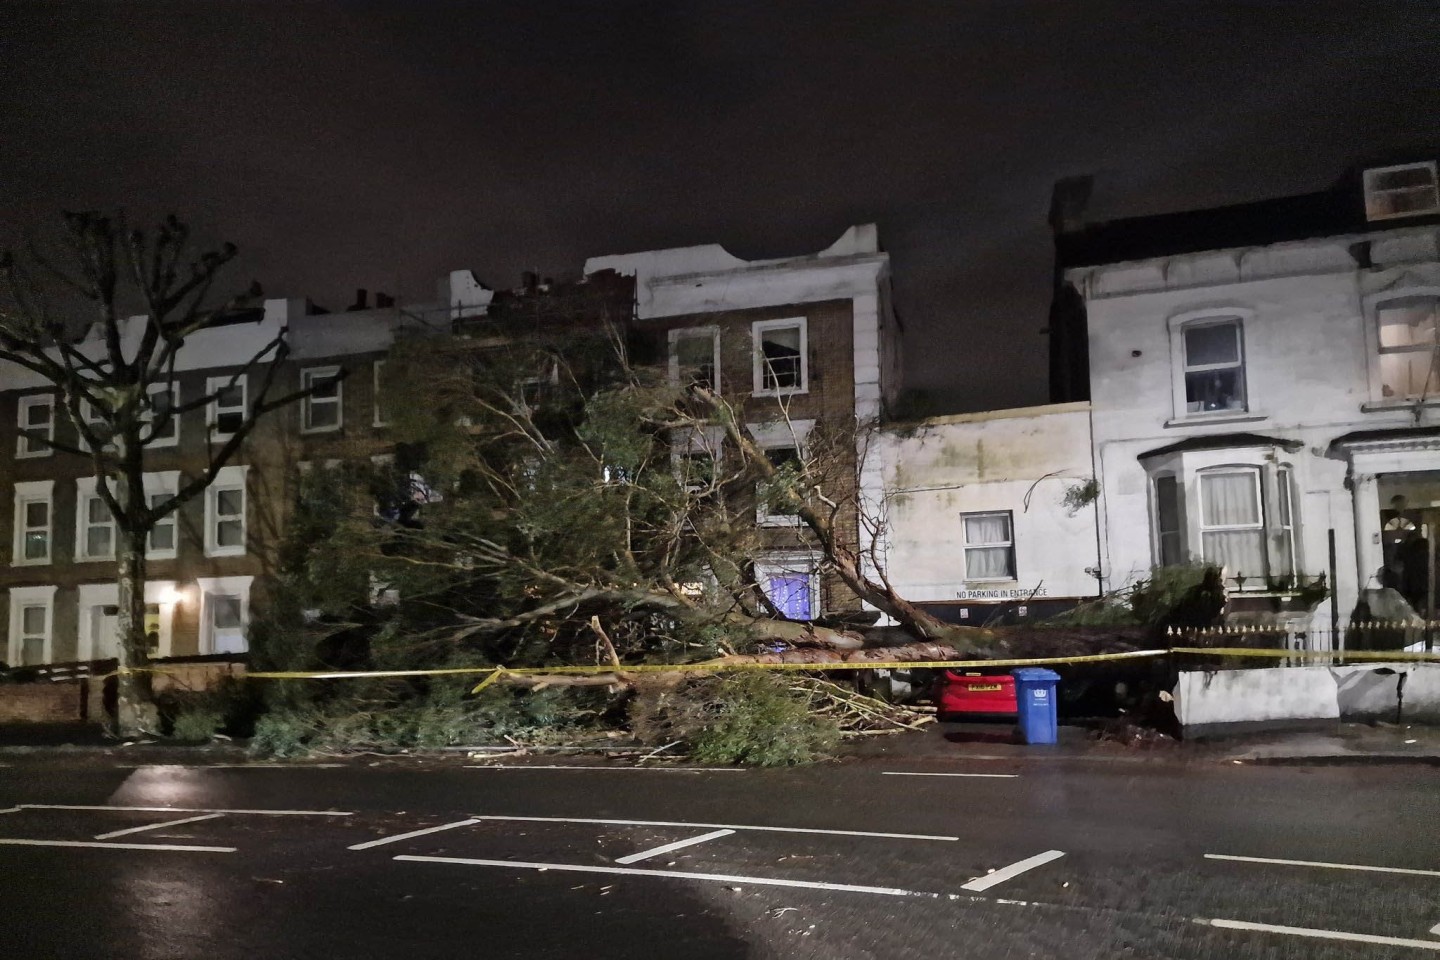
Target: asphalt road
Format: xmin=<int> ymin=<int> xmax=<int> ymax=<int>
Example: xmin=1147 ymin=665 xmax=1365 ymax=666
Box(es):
xmin=1 ymin=753 xmax=1437 ymax=959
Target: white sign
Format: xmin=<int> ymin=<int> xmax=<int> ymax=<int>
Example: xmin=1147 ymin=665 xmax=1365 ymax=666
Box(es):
xmin=956 ymin=587 xmax=1048 ymax=600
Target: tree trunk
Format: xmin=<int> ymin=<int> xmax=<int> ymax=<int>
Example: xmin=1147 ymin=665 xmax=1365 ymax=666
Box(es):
xmin=114 ymin=482 xmax=158 ymax=736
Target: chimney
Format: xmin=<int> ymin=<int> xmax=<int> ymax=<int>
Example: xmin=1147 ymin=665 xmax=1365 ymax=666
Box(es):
xmin=349 ymin=288 xmax=369 ymax=311
xmin=1048 ymin=175 xmax=1094 ymax=235
xmin=375 ymin=292 xmax=395 ymax=308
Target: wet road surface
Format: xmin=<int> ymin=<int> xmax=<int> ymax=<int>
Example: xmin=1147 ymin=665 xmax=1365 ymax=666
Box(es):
xmin=2 ymin=755 xmax=1437 ymax=958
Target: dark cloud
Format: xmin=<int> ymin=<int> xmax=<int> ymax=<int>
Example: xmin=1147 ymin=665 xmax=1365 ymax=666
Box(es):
xmin=4 ymin=1 xmax=1440 ymax=410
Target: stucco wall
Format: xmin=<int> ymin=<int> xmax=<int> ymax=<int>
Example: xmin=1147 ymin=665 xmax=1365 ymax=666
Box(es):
xmin=1175 ymin=662 xmax=1440 ymax=728
xmin=875 ymin=403 xmax=1100 ymax=604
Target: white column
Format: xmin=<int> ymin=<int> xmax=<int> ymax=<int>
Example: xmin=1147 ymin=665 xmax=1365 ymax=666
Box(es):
xmin=1350 ymin=472 xmax=1384 ymax=611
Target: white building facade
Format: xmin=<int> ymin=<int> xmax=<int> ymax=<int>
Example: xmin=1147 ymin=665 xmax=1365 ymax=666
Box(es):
xmin=1051 ymin=159 xmax=1440 ymax=642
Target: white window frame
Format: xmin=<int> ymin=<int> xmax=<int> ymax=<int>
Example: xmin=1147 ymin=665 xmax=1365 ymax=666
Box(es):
xmin=754 ymin=552 xmax=821 ymax=620
xmin=196 ymin=575 xmax=253 ymax=654
xmin=752 ymin=318 xmax=809 ymax=397
xmin=1151 ymin=473 xmax=1186 ymax=568
xmin=75 ymin=476 xmax=117 ymax=563
xmin=12 ymin=479 xmax=54 ymax=567
xmin=1369 ymin=293 xmax=1440 ymax=404
xmin=206 ymin=374 xmax=247 ymax=441
xmin=16 ymin=394 xmax=55 ymax=459
xmin=373 ymin=360 xmax=390 ymax=427
xmin=1180 ymin=318 xmax=1247 ymax=415
xmin=668 ymin=326 xmax=721 ymax=393
xmin=515 ymin=359 xmax=560 ymax=415
xmin=8 ymin=585 xmax=57 ymax=667
xmin=748 ymin=419 xmax=815 ymax=528
xmin=1364 ymin=161 xmax=1440 ymax=221
xmin=961 ymin=510 xmax=1017 ymax=583
xmin=1166 ymin=308 xmax=1258 ymax=422
xmin=204 ymin=465 xmax=248 ymax=558
xmin=144 ymin=382 xmax=180 ymax=447
xmin=144 ymin=471 xmax=180 ymax=560
xmin=1196 ymin=467 xmax=1267 ymax=582
xmin=670 ymin=425 xmax=726 ymax=495
xmin=301 ymin=366 xmax=343 ymax=434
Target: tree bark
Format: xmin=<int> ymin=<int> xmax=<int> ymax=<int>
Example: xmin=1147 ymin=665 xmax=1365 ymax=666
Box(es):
xmin=114 ymin=457 xmax=158 ymax=736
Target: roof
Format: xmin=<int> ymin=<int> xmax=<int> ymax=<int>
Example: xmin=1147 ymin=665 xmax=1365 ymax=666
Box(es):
xmin=1328 ymin=425 xmax=1440 ymax=449
xmin=1138 ymin=432 xmax=1303 ymax=461
xmin=1056 ymin=164 xmax=1440 ymax=269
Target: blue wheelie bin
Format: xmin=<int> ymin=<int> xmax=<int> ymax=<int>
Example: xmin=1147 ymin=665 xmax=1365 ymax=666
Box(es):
xmin=1011 ymin=667 xmax=1061 ymax=745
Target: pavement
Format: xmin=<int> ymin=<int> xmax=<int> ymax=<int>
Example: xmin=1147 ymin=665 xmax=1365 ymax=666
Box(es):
xmin=2 ymin=749 xmax=1438 ymax=959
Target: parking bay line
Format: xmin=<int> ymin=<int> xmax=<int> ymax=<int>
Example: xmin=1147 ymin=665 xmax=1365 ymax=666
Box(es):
xmin=0 ymin=838 xmax=235 ymax=853
xmin=960 ymin=850 xmax=1066 ymax=891
xmin=396 ymin=855 xmax=932 ymax=897
xmin=882 ymin=772 xmax=1019 ymax=779
xmin=94 ymin=812 xmax=225 ymax=840
xmin=615 ymin=828 xmax=735 ymax=865
xmin=1205 ymin=853 xmax=1440 ymax=878
xmin=19 ymin=804 xmax=352 ymax=816
xmin=472 ymin=815 xmax=959 ymax=842
xmin=348 ymin=818 xmax=482 ymax=851
xmin=1198 ymin=917 xmax=1440 ymax=952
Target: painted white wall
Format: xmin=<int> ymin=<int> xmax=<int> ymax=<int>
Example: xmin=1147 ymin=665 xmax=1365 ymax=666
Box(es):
xmin=1175 ymin=662 xmax=1440 ymax=727
xmin=1071 ymin=223 xmax=1440 ymax=632
xmin=874 ymin=403 xmax=1099 ymax=603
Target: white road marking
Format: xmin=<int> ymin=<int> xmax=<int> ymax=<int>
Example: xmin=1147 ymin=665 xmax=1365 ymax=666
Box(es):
xmin=615 ymin=828 xmax=735 ymax=865
xmin=1431 ymin=921 xmax=1440 ymax=937
xmin=1200 ymin=917 xmax=1440 ymax=951
xmin=882 ymin=772 xmax=1019 ymax=779
xmin=396 ymin=855 xmax=931 ymax=897
xmin=464 ymin=765 xmax=744 ymax=773
xmin=960 ymin=850 xmax=1066 ymax=891
xmin=0 ymin=838 xmax=235 ymax=853
xmin=0 ymin=806 xmax=21 ymax=815
xmin=1205 ymin=853 xmax=1440 ymax=878
xmin=472 ymin=814 xmax=958 ymax=842
xmin=94 ymin=812 xmax=225 ymax=840
xmin=20 ymin=804 xmax=352 ymax=816
xmin=347 ymin=818 xmax=481 ymax=851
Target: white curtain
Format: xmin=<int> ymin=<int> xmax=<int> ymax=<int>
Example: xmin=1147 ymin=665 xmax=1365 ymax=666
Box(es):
xmin=964 ymin=514 xmax=1012 ymax=579
xmin=1200 ymin=472 xmax=1264 ymax=579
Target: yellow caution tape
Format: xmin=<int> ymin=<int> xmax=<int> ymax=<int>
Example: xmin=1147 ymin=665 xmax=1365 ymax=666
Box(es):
xmin=1170 ymin=647 xmax=1440 ymax=663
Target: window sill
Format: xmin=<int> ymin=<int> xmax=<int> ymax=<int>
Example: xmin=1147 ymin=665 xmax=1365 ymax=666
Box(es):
xmin=11 ymin=559 xmax=52 ymax=568
xmin=1163 ymin=411 xmax=1269 ymax=428
xmin=74 ymin=556 xmax=115 ymax=564
xmin=1360 ymin=399 xmax=1440 ymax=413
xmin=14 ymin=451 xmax=54 ymax=460
xmin=204 ymin=548 xmax=247 ymax=559
xmin=756 ymin=515 xmax=804 ymax=528
xmin=300 ymin=425 xmax=343 ymax=435
xmin=752 ymin=387 xmax=810 ymax=399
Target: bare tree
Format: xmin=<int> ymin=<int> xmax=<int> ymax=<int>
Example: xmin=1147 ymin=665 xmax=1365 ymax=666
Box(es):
xmin=1 ymin=212 xmax=322 ymax=734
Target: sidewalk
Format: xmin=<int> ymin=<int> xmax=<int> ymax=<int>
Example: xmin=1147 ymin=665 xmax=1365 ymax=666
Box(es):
xmin=842 ymin=719 xmax=1440 ymax=766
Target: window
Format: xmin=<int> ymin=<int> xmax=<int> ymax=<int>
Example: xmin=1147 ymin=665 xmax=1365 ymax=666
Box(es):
xmin=669 ymin=327 xmax=720 ymax=392
xmin=755 ymin=555 xmax=818 ymax=620
xmin=962 ymin=511 xmax=1016 ymax=581
xmin=373 ymin=360 xmax=390 ymax=427
xmin=752 ymin=318 xmax=808 ymax=395
xmin=515 ymin=359 xmax=559 ymax=415
xmin=1198 ymin=470 xmax=1266 ymax=583
xmin=302 ymin=366 xmax=343 ymax=432
xmin=1153 ymin=475 xmax=1184 ymax=567
xmin=144 ymin=383 xmax=179 ymax=447
xmin=8 ymin=586 xmax=56 ymax=667
xmin=75 ymin=477 xmax=116 ymax=562
xmin=1182 ymin=320 xmax=1246 ymax=413
xmin=756 ymin=445 xmax=803 ymax=526
xmin=197 ymin=575 xmax=253 ymax=654
xmin=16 ymin=394 xmax=54 ymax=458
xmin=671 ymin=426 xmax=724 ymax=497
xmin=1364 ymin=162 xmax=1440 ymax=221
xmin=1376 ymin=296 xmax=1440 ymax=401
xmin=1275 ymin=465 xmax=1296 ymax=578
xmin=12 ymin=480 xmax=53 ymax=566
xmin=207 ymin=375 xmax=246 ymax=439
xmin=205 ymin=465 xmax=247 ymax=557
xmin=145 ymin=471 xmax=180 ymax=559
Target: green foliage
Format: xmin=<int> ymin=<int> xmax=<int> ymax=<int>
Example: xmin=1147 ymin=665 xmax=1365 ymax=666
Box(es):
xmin=631 ymin=673 xmax=841 ymax=766
xmin=170 ymin=706 xmax=224 ymax=741
xmin=1048 ymin=563 xmax=1226 ymax=630
xmin=1061 ymin=478 xmax=1100 ymax=515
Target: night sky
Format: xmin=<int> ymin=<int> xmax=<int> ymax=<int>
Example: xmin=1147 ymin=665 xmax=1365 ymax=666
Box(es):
xmin=5 ymin=2 xmax=1440 ymax=412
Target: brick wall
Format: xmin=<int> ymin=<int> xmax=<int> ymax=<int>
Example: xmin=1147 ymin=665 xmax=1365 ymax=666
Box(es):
xmin=0 ymin=682 xmax=86 ymax=723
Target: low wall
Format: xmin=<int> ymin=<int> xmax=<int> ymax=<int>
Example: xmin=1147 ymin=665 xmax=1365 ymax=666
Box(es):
xmin=0 ymin=682 xmax=87 ymax=723
xmin=1175 ymin=662 xmax=1440 ymax=731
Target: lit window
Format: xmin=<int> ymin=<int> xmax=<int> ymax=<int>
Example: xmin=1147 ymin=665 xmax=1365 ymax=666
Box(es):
xmin=207 ymin=376 xmax=247 ymax=439
xmin=302 ymin=366 xmax=343 ymax=432
xmin=16 ymin=394 xmax=54 ymax=458
xmin=752 ymin=319 xmax=807 ymax=395
xmin=1364 ymin=162 xmax=1440 ymax=221
xmin=669 ymin=327 xmax=720 ymax=392
xmin=197 ymin=576 xmax=252 ymax=654
xmin=75 ymin=478 xmax=116 ymax=562
xmin=1183 ymin=320 xmax=1246 ymax=413
xmin=1376 ymin=296 xmax=1440 ymax=401
xmin=144 ymin=383 xmax=180 ymax=446
xmin=205 ymin=466 xmax=247 ymax=557
xmin=1198 ymin=470 xmax=1266 ymax=583
xmin=756 ymin=556 xmax=817 ymax=620
xmin=962 ymin=511 xmax=1016 ymax=581
xmin=8 ymin=586 xmax=56 ymax=667
xmin=12 ymin=480 xmax=54 ymax=566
